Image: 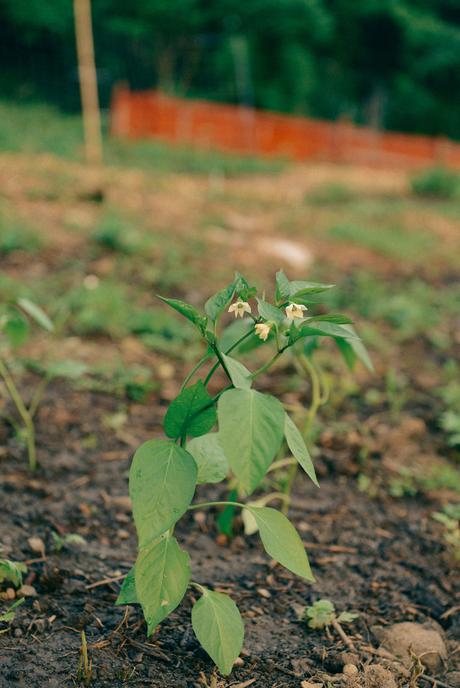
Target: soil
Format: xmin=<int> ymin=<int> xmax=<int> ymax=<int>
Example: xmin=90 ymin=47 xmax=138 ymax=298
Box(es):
xmin=0 ymin=376 xmax=459 ymax=688
xmin=0 ymin=155 xmax=459 ymax=687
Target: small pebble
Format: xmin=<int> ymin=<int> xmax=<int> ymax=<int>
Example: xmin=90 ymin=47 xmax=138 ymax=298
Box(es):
xmin=117 ymin=529 xmax=130 ymax=540
xmin=257 ymin=587 xmax=271 ymax=599
xmin=234 ymin=657 xmax=244 ymax=667
xmin=18 ymin=585 xmax=37 ymax=597
xmin=27 ymin=536 xmax=45 ymax=554
xmin=13 ymin=628 xmax=23 ymax=638
xmin=343 ymin=663 xmax=359 ymax=676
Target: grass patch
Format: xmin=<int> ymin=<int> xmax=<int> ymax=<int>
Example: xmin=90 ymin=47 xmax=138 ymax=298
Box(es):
xmin=0 ymin=205 xmax=41 ymax=255
xmin=411 ymin=167 xmax=460 ymax=199
xmin=0 ymin=100 xmax=286 ymax=177
xmin=328 ymin=223 xmax=435 ymax=262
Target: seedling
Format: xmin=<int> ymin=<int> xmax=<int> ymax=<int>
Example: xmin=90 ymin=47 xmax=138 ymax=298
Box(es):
xmin=52 ymin=532 xmax=87 ymax=553
xmin=304 ymin=599 xmax=358 ymax=649
xmin=0 ymin=559 xmax=27 ymax=588
xmin=77 ymin=630 xmax=93 ymax=686
xmin=117 ymin=272 xmax=369 ymax=675
xmin=432 ymin=505 xmax=460 ymax=562
xmin=0 ymin=297 xmax=53 ymax=469
xmin=0 ymin=598 xmax=25 ymax=632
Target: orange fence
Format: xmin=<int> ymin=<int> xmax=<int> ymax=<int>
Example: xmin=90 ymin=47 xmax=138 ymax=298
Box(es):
xmin=110 ymin=87 xmax=460 ymax=168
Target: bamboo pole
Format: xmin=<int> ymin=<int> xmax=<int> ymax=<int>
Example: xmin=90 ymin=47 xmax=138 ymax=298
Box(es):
xmin=73 ymin=0 xmax=103 ymax=165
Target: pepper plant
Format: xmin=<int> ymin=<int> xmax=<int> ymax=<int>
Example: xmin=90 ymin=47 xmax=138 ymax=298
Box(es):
xmin=117 ymin=271 xmax=370 ymax=675
xmin=0 ymin=297 xmax=53 ymax=470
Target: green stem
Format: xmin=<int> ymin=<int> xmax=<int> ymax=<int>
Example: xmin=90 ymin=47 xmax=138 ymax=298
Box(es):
xmin=29 ymin=375 xmax=50 ymax=418
xmin=251 ymin=350 xmax=281 ymax=379
xmin=181 ymin=352 xmax=212 ymax=391
xmin=189 ymin=500 xmax=245 ymax=510
xmin=203 ymin=328 xmax=255 ymax=386
xmin=0 ymin=357 xmax=36 ymax=471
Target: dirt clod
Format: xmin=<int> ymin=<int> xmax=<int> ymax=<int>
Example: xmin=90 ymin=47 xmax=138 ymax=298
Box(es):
xmin=375 ymin=622 xmax=447 ymax=672
xmin=364 ymin=664 xmax=397 ymax=688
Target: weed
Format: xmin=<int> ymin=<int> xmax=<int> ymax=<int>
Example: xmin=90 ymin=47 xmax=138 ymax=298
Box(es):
xmin=0 ymin=297 xmax=53 ymax=469
xmin=432 ymin=505 xmax=460 ymax=561
xmin=328 ymin=223 xmax=434 ymax=262
xmin=411 ymin=167 xmax=460 ymax=199
xmin=0 ymin=559 xmax=27 ymax=588
xmin=307 ymin=183 xmax=356 ymax=206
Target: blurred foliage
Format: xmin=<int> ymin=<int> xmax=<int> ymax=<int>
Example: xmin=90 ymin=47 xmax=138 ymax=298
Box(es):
xmin=411 ymin=167 xmax=460 ymax=199
xmin=1 ymin=1 xmax=460 ymax=138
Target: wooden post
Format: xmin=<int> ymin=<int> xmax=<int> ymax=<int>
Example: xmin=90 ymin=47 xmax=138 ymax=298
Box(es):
xmin=73 ymin=0 xmax=103 ymax=165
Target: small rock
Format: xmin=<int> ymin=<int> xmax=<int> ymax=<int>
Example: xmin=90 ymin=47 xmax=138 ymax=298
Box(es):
xmin=28 ymin=536 xmax=45 ymax=554
xmin=300 ymin=682 xmax=322 ymax=688
xmin=18 ymin=584 xmax=37 ymax=597
xmin=13 ymin=628 xmax=23 ymax=638
xmin=257 ymin=587 xmax=271 ymax=599
xmin=234 ymin=657 xmax=244 ymax=667
xmin=5 ymin=588 xmax=16 ymax=600
xmin=343 ymin=664 xmax=359 ymax=676
xmin=375 ymin=621 xmax=447 ymax=672
xmin=364 ymin=664 xmax=397 ymax=688
xmin=117 ymin=529 xmax=130 ymax=540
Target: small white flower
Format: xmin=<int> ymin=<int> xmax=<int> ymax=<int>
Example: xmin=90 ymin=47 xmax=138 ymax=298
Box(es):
xmin=285 ymin=302 xmax=308 ymax=320
xmin=228 ymin=300 xmax=252 ymax=318
xmin=255 ymin=322 xmax=271 ymax=341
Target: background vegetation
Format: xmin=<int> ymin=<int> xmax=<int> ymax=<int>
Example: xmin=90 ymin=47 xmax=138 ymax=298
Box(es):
xmin=2 ymin=0 xmax=460 ymax=138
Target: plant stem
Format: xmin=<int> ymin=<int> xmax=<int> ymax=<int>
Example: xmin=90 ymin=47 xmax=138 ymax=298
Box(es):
xmin=251 ymin=350 xmax=281 ymax=379
xmin=189 ymin=500 xmax=245 ymax=510
xmin=0 ymin=357 xmax=37 ymax=471
xmin=203 ymin=328 xmax=255 ymax=386
xmin=181 ymin=352 xmax=212 ymax=391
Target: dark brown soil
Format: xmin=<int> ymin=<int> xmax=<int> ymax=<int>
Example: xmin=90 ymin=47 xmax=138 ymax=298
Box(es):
xmin=1 ymin=379 xmax=459 ymax=688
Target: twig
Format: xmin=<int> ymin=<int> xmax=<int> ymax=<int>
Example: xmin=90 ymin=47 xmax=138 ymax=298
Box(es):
xmin=331 ymin=619 xmax=356 ymax=651
xmin=85 ymin=573 xmax=127 ymax=590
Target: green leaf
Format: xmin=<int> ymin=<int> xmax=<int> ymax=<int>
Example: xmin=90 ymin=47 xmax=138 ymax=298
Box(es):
xmin=164 ymin=380 xmax=216 ymax=439
xmin=335 ymin=327 xmax=374 ymax=373
xmin=247 ymin=506 xmax=314 ymax=580
xmin=289 ymin=281 xmax=335 ymax=297
xmin=304 ymin=599 xmax=335 ymax=628
xmin=192 ymin=588 xmax=244 ymax=675
xmin=291 ymin=321 xmax=359 ymax=343
xmin=221 ymin=354 xmax=252 ymax=389
xmin=234 ymin=272 xmax=257 ymax=301
xmin=187 ymin=433 xmax=229 ymax=484
xmin=116 ymin=567 xmax=138 ymax=606
xmin=135 ymin=533 xmax=190 ymax=635
xmin=307 ymin=313 xmax=353 ymax=325
xmin=157 ymin=295 xmax=207 ymax=333
xmin=205 ymin=282 xmax=236 ymax=321
xmin=275 ymin=269 xmax=291 ymax=304
xmin=0 ymin=559 xmax=27 ymax=588
xmin=256 ymin=299 xmax=285 ymax=324
xmin=220 ymin=320 xmax=262 ymax=355
xmin=284 ymin=414 xmax=318 ymax=486
xmin=337 ymin=611 xmax=359 ymax=624
xmin=129 ymin=440 xmax=197 ymax=547
xmin=218 ymin=389 xmax=285 ymax=495
xmin=3 ymin=311 xmax=29 ymax=348
xmin=17 ymin=297 xmax=53 ymax=332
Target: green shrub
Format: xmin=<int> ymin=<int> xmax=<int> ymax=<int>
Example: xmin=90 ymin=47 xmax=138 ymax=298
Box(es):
xmin=411 ymin=167 xmax=460 ymax=199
